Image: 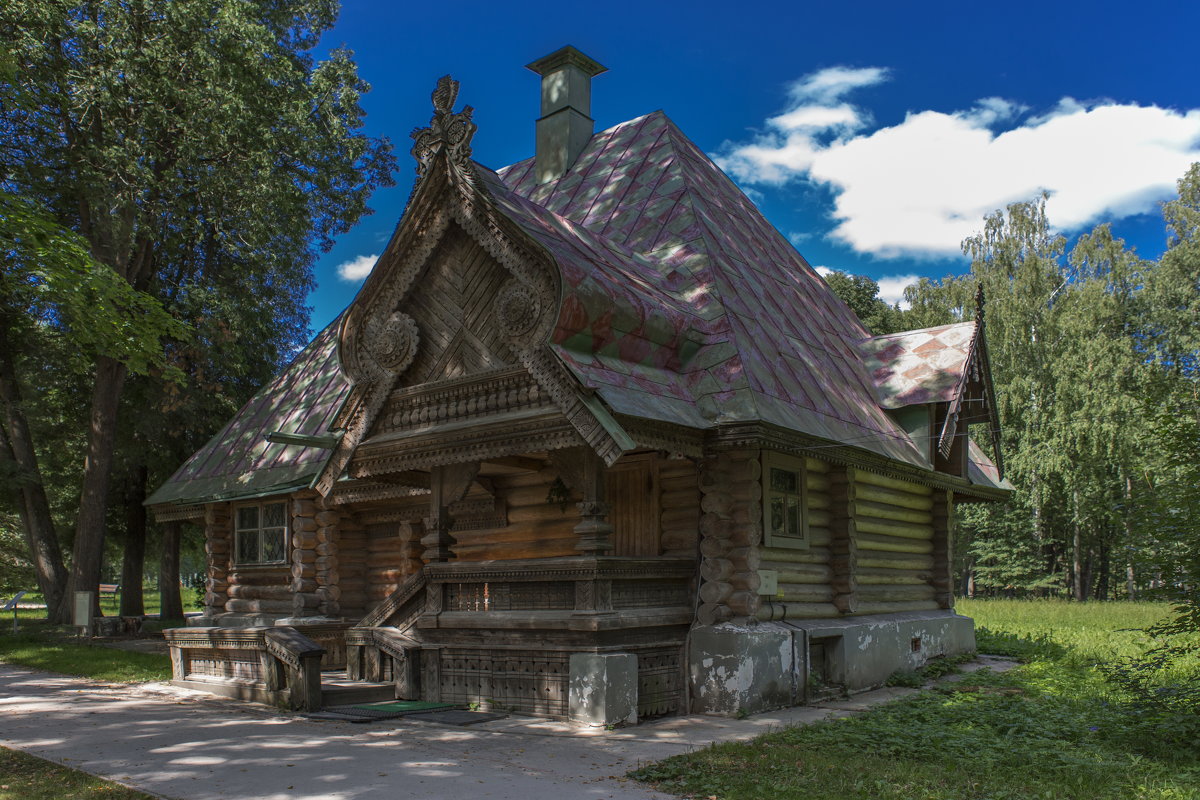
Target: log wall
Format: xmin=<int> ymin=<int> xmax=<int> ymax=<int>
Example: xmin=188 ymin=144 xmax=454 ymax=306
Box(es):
xmin=454 ymin=470 xmax=580 ymax=561
xmin=758 ymin=458 xmax=840 ymax=620
xmin=290 ymin=494 xmax=321 ymax=617
xmin=338 ymin=516 xmax=368 ymax=618
xmin=365 ymin=519 xmax=423 ymax=610
xmin=204 ymin=503 xmax=231 ymax=616
xmin=697 ymin=450 xmax=762 ymax=624
xmin=659 ymin=458 xmax=700 ymax=558
xmin=849 ymin=470 xmax=938 ymax=616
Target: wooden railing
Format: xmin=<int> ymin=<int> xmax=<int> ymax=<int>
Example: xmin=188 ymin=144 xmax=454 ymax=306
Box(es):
xmin=164 ymin=626 xmax=325 ymax=711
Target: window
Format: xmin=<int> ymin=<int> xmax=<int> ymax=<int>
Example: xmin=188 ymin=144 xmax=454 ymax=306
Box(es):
xmin=761 ymin=452 xmax=808 ymax=549
xmin=235 ymin=502 xmax=289 ymax=565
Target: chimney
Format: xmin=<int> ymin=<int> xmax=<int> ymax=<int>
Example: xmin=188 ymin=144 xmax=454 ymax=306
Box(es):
xmin=526 ymin=45 xmax=607 ymax=184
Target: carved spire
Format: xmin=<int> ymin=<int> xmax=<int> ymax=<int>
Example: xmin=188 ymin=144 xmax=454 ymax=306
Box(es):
xmin=410 ymin=75 xmax=478 ymax=179
xmin=974 ymin=282 xmax=986 ymax=331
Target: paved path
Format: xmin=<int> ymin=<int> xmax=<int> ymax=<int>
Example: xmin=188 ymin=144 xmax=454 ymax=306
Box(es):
xmin=0 ymin=657 xmax=1016 ymax=800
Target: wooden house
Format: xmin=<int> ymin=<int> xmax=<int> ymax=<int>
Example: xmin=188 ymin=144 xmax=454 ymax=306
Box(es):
xmin=148 ymin=47 xmax=1011 ymax=723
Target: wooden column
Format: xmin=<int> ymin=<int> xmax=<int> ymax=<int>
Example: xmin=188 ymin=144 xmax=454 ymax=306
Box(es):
xmin=829 ymin=466 xmax=859 ymax=614
xmin=203 ymin=503 xmax=231 ymax=617
xmin=421 ymin=462 xmax=479 ymax=563
xmin=697 ymin=450 xmax=762 ymax=624
xmin=550 ymin=446 xmax=614 ymax=555
xmin=290 ymin=493 xmax=321 ymax=617
xmin=931 ymin=488 xmax=954 ymax=609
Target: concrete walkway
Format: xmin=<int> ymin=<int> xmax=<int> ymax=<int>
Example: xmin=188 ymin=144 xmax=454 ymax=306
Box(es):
xmin=0 ymin=657 xmax=1016 ymax=800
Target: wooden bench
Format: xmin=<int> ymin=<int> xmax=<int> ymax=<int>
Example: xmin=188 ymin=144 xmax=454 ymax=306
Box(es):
xmin=98 ymin=583 xmax=120 ymax=598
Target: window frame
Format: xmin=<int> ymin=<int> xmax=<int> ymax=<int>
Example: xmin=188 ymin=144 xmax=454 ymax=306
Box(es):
xmin=233 ymin=500 xmax=290 ymax=566
xmin=760 ymin=451 xmax=809 ymax=550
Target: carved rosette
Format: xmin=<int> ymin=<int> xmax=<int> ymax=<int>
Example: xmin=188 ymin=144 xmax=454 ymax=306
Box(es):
xmin=494 ymin=278 xmax=542 ymax=339
xmin=365 ymin=310 xmax=419 ymax=374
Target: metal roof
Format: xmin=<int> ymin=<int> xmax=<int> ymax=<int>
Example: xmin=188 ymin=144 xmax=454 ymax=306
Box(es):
xmin=858 ymin=321 xmax=978 ymax=409
xmin=150 ymin=110 xmax=1008 ymax=507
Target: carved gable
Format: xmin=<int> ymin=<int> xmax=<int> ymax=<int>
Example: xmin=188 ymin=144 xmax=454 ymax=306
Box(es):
xmin=401 ymin=224 xmax=517 ymax=387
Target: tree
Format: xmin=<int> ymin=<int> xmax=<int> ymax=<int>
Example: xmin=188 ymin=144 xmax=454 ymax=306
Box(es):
xmin=821 ymin=270 xmax=905 ymax=335
xmin=0 ymin=190 xmax=185 ymax=619
xmin=0 ymin=0 xmax=394 ymax=617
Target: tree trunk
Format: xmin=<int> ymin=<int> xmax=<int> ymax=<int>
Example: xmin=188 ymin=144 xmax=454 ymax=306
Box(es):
xmin=1080 ymin=489 xmax=1089 ymax=599
xmin=119 ymin=464 xmax=147 ymax=617
xmin=159 ymin=521 xmax=184 ymax=621
xmin=1123 ymin=473 xmax=1137 ymax=600
xmin=58 ymin=355 xmax=128 ymax=621
xmin=1095 ymin=542 xmax=1110 ymax=600
xmin=0 ymin=318 xmax=69 ymax=622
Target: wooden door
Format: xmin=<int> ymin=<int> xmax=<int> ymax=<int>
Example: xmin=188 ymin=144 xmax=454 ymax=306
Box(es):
xmin=606 ymin=457 xmax=660 ymax=556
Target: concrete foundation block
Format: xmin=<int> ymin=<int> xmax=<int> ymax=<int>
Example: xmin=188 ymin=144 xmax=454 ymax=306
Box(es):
xmin=568 ymin=652 xmax=637 ymax=726
xmin=689 ymin=624 xmax=796 ymax=716
xmin=789 ymin=610 xmax=975 ymax=693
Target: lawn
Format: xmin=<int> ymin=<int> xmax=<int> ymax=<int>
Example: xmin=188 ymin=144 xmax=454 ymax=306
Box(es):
xmin=0 ymin=746 xmax=156 ymax=800
xmin=631 ymin=599 xmax=1200 ymax=800
xmin=0 ymin=589 xmax=182 ymax=683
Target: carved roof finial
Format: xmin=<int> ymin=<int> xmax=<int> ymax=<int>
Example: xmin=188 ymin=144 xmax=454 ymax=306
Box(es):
xmin=410 ymin=75 xmax=477 ymax=179
xmin=974 ymin=282 xmax=986 ymax=328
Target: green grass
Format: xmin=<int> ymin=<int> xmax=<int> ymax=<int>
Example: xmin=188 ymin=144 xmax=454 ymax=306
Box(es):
xmin=0 ymin=746 xmax=155 ymax=799
xmin=631 ymin=599 xmax=1200 ymax=800
xmin=0 ymin=626 xmax=171 ymax=682
xmin=1 ymin=588 xmax=185 ymax=682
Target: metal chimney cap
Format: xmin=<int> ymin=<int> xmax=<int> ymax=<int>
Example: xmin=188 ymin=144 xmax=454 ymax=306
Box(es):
xmin=526 ymin=45 xmax=607 ymax=78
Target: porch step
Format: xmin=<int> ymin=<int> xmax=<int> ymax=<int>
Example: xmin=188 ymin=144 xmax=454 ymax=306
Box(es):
xmin=320 ymin=670 xmax=395 ymax=707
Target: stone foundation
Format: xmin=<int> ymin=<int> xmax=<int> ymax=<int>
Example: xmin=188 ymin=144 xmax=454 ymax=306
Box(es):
xmin=689 ymin=610 xmax=975 ymax=716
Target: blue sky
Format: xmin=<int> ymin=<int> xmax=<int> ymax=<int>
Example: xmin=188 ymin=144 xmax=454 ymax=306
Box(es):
xmin=308 ymin=0 xmax=1200 ymax=333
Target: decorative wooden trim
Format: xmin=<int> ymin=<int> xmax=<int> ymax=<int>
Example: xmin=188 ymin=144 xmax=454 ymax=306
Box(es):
xmin=707 ymin=421 xmax=1010 ymax=501
xmin=422 ymin=556 xmax=694 ymax=585
xmin=151 ymin=503 xmax=205 ymax=523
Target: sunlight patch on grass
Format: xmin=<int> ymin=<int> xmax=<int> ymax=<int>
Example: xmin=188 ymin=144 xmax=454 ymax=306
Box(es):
xmin=0 ymin=634 xmax=170 ymax=683
xmin=0 ymin=746 xmax=155 ymax=799
xmin=632 ymin=600 xmax=1200 ymax=800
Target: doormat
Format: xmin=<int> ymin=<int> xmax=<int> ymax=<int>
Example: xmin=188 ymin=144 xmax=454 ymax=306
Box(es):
xmin=321 ymin=700 xmax=456 ymax=723
xmin=352 ymin=700 xmax=456 ymax=713
xmin=403 ymin=710 xmax=507 ymax=726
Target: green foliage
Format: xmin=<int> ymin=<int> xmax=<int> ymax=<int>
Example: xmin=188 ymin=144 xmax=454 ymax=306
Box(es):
xmin=0 ymin=515 xmax=36 ymax=595
xmin=821 ymin=270 xmax=906 ymax=334
xmin=0 ymin=0 xmax=394 ymax=609
xmin=885 ymin=653 xmax=976 ymax=687
xmin=895 ymin=176 xmax=1199 ymax=602
xmin=0 ymin=191 xmax=188 ymax=378
xmin=633 ymin=600 xmax=1200 ymax=800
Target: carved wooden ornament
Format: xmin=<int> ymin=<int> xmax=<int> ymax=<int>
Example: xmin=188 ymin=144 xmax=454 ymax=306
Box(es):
xmin=313 ymin=76 xmax=627 ymax=496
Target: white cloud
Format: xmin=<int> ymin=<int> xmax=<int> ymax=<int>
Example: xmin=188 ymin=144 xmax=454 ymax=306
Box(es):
xmin=812 ymin=265 xmax=834 ymax=277
xmin=336 ymin=253 xmax=379 ymax=282
xmin=787 ymin=66 xmax=890 ymax=105
xmin=876 ymin=274 xmax=920 ymax=308
xmin=718 ymin=69 xmax=1200 ymax=258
